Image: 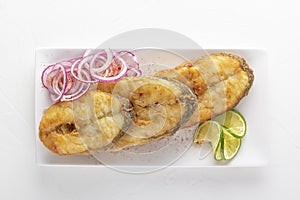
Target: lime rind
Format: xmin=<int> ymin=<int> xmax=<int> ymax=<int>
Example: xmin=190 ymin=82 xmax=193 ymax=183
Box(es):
xmin=229 ymin=109 xmax=247 ymax=138
xmin=213 ymin=109 xmax=247 ymax=138
xmin=214 ymin=129 xmax=225 ymax=161
xmin=223 ymin=125 xmax=245 ymax=139
xmin=214 ymin=140 xmax=223 ymax=161
xmin=220 ymin=127 xmax=242 ymax=160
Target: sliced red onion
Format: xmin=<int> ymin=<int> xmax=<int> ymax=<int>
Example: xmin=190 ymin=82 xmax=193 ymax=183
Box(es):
xmin=83 ymin=49 xmax=92 ymax=57
xmin=41 ymin=64 xmax=55 ymax=88
xmin=92 ymin=56 xmax=128 ymax=82
xmin=70 ymin=59 xmax=98 ymax=84
xmin=89 ymin=49 xmax=113 ymax=73
xmin=126 ymin=67 xmax=142 ymax=77
xmin=45 ymin=66 xmax=65 ymax=94
xmin=41 ymin=49 xmax=142 ymax=102
xmin=64 ymin=68 xmax=79 ymax=94
xmin=65 ymin=80 xmax=82 ymax=95
xmin=61 ymin=82 xmax=90 ymax=101
xmin=117 ymin=51 xmax=139 ymax=69
xmin=61 ymin=61 xmax=73 ymax=67
xmin=49 ymin=64 xmax=67 ymax=102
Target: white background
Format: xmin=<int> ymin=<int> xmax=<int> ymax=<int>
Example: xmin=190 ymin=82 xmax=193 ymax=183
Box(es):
xmin=0 ymin=0 xmax=300 ymax=199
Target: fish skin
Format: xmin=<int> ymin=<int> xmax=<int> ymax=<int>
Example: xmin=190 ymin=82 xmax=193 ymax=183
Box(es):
xmin=155 ymin=53 xmax=254 ymax=127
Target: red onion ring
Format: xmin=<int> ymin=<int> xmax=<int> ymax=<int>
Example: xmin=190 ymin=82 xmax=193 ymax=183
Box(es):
xmin=61 ymin=82 xmax=90 ymax=101
xmin=117 ymin=51 xmax=139 ymax=69
xmin=126 ymin=67 xmax=142 ymax=77
xmin=41 ymin=64 xmax=55 ymax=89
xmin=89 ymin=49 xmax=112 ymax=73
xmin=71 ymin=59 xmax=98 ymax=84
xmin=91 ymin=55 xmax=127 ymax=82
xmin=48 ymin=64 xmax=67 ymax=102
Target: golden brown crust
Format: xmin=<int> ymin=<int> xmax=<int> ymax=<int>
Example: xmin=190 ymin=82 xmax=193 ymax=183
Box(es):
xmin=39 ymin=91 xmax=132 ymax=155
xmin=39 ymin=101 xmax=89 ymax=155
xmin=208 ymin=52 xmax=254 ymax=115
xmin=155 ymin=52 xmax=254 ymax=127
xmin=216 ymin=53 xmax=254 ymax=98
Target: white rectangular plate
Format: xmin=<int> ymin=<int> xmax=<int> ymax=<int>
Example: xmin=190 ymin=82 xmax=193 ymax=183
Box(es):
xmin=35 ymin=48 xmax=268 ymax=167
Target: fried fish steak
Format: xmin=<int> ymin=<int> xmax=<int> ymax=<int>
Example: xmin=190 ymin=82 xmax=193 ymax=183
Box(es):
xmin=98 ymin=76 xmax=197 ymax=151
xmin=155 ymin=53 xmax=254 ymax=127
xmin=39 ymin=91 xmax=132 ymax=155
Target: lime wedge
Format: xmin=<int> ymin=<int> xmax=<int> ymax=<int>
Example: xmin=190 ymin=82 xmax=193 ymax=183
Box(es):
xmin=214 ymin=140 xmax=223 ymax=161
xmin=194 ymin=110 xmax=247 ymax=161
xmin=193 ymin=121 xmax=221 ymax=151
xmin=221 ymin=127 xmax=241 ymax=160
xmin=213 ymin=109 xmax=246 ymax=138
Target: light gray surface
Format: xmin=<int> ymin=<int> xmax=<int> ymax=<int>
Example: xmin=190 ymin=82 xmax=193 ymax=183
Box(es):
xmin=1 ymin=0 xmax=300 ymax=199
